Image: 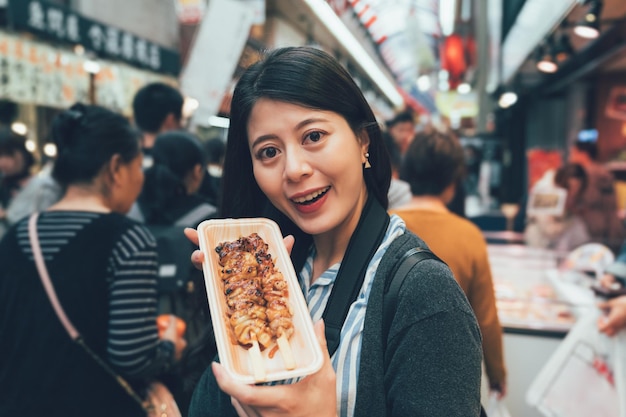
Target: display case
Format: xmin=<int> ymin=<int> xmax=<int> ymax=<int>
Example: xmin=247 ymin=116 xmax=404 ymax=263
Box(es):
xmin=488 ymin=244 xmax=577 ymax=337
xmin=486 ymin=244 xmax=601 ymax=417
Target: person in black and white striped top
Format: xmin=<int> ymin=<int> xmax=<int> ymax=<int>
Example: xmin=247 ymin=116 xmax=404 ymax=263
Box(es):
xmin=0 ymin=103 xmax=186 ymax=417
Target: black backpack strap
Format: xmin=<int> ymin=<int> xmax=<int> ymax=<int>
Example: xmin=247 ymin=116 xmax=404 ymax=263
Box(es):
xmin=322 ymin=196 xmax=390 ymax=357
xmin=382 ymin=247 xmax=442 ymax=345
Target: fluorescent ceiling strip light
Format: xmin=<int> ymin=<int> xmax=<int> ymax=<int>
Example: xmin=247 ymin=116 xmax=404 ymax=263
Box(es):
xmin=302 ymin=0 xmax=404 ymax=108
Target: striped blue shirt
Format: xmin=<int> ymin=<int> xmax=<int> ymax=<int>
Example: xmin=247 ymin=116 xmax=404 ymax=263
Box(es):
xmin=299 ymin=215 xmax=406 ymax=417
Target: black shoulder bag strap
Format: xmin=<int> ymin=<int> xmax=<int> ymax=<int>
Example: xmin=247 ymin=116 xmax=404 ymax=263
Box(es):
xmin=382 ymin=247 xmax=442 ymax=344
xmin=322 ymin=196 xmax=390 ymax=357
xmin=382 ymin=246 xmax=489 ymax=417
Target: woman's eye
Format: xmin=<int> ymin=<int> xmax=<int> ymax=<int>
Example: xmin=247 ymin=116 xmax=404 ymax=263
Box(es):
xmin=305 ymin=131 xmax=323 ymax=143
xmin=259 ymin=146 xmax=279 ymax=159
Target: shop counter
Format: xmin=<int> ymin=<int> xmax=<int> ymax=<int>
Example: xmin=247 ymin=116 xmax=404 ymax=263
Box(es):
xmin=487 ymin=244 xmax=583 ymax=417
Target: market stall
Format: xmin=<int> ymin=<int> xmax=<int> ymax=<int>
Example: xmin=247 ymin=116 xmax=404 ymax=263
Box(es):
xmin=488 ymin=244 xmax=579 ymax=417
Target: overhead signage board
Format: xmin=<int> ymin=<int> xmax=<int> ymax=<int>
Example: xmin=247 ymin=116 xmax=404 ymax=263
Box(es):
xmin=7 ymin=0 xmax=180 ymax=75
xmin=0 ymin=30 xmax=173 ymax=113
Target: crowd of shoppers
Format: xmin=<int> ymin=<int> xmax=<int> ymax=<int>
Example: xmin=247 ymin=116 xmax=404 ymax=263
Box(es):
xmin=0 ymin=103 xmax=186 ymax=416
xmin=128 ymin=84 xmax=218 ymax=414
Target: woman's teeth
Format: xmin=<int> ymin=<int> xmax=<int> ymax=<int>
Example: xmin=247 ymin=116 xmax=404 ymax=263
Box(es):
xmin=292 ymin=187 xmax=330 ymax=204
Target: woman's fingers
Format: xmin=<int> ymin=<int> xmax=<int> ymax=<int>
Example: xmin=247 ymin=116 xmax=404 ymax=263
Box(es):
xmin=191 ymin=250 xmax=205 ymax=270
xmin=283 ymin=235 xmax=295 ymax=256
xmin=212 ymin=362 xmax=274 ymax=406
xmin=184 ymin=227 xmax=205 ymax=270
xmin=232 ymin=398 xmax=261 ymax=417
xmin=184 ymin=227 xmax=199 ymax=245
xmin=211 ymin=321 xmax=337 ymax=416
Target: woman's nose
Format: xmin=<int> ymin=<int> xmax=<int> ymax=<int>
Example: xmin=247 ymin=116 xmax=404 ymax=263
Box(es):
xmin=283 ymin=147 xmax=313 ymax=182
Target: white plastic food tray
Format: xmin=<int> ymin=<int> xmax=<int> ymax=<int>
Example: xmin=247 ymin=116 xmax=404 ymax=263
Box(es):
xmin=197 ymin=217 xmax=323 ymax=384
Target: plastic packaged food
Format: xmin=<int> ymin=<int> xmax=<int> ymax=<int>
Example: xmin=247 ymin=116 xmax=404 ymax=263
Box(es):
xmin=197 ymin=217 xmax=324 ymax=384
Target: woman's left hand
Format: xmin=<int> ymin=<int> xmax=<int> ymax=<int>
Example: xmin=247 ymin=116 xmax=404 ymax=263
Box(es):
xmin=212 ymin=320 xmax=338 ymax=417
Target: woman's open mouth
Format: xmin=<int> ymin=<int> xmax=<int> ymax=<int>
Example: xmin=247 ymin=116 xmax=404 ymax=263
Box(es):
xmin=291 ymin=186 xmax=330 ymax=205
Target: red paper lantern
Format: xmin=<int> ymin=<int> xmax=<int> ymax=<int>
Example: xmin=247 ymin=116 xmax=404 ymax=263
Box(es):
xmin=441 ymin=34 xmax=467 ymax=89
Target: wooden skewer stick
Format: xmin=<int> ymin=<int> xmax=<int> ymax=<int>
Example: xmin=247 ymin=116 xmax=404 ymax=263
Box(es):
xmin=249 ymin=334 xmax=266 ymax=382
xmin=277 ymin=333 xmax=296 ymax=370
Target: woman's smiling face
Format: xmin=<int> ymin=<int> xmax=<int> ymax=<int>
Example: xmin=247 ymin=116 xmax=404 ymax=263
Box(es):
xmin=247 ymin=99 xmax=369 ymax=239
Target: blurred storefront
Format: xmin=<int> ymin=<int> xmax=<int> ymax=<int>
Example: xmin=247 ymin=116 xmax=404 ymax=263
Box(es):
xmin=0 ymin=0 xmax=180 ymax=161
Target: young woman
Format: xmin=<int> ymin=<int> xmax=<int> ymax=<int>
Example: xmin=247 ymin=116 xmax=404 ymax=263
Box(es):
xmin=0 ymin=103 xmax=186 ymax=417
xmin=524 ymin=163 xmax=591 ymax=253
xmin=185 ymin=47 xmax=482 ymax=417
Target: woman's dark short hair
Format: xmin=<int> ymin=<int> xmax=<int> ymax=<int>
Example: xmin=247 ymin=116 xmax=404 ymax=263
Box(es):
xmin=555 ymin=163 xmax=588 ymax=194
xmin=385 ymin=111 xmax=414 ymax=129
xmin=139 ymin=131 xmax=206 ymax=224
xmin=400 ymin=130 xmax=466 ymax=196
xmin=132 ymin=82 xmax=184 ymax=134
xmin=50 ymin=102 xmax=141 ymax=188
xmin=151 ymin=130 xmax=206 ymax=181
xmin=204 ymin=136 xmax=226 ymax=165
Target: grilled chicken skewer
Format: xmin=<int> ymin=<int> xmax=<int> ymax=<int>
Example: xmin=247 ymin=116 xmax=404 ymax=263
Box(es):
xmin=216 ymin=234 xmax=296 ymax=372
xmin=217 ymin=244 xmax=270 ymax=381
xmin=247 ymin=234 xmax=296 ymax=369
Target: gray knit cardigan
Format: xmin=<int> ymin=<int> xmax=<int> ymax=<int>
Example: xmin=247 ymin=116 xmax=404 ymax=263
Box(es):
xmin=188 ymin=231 xmax=483 ymax=417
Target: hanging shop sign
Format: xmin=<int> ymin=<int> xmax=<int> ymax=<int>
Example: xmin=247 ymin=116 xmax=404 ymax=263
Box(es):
xmin=0 ymin=30 xmax=174 ymax=114
xmin=180 ymin=0 xmax=254 ymax=125
xmin=6 ymin=0 xmax=180 ymax=75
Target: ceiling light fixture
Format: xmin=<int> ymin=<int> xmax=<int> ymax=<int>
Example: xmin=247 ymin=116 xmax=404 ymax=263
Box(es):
xmin=416 ymin=74 xmax=431 ymax=92
xmin=553 ymin=32 xmax=574 ymax=63
xmin=574 ymin=0 xmax=602 ymax=39
xmin=10 ymin=121 xmax=27 ymax=136
xmin=83 ymin=58 xmax=100 ymax=74
xmin=457 ymin=82 xmax=471 ymax=94
xmin=498 ymin=91 xmax=518 ymax=108
xmin=43 ymin=143 xmax=57 ymax=158
xmin=535 ymin=42 xmax=558 ymax=73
